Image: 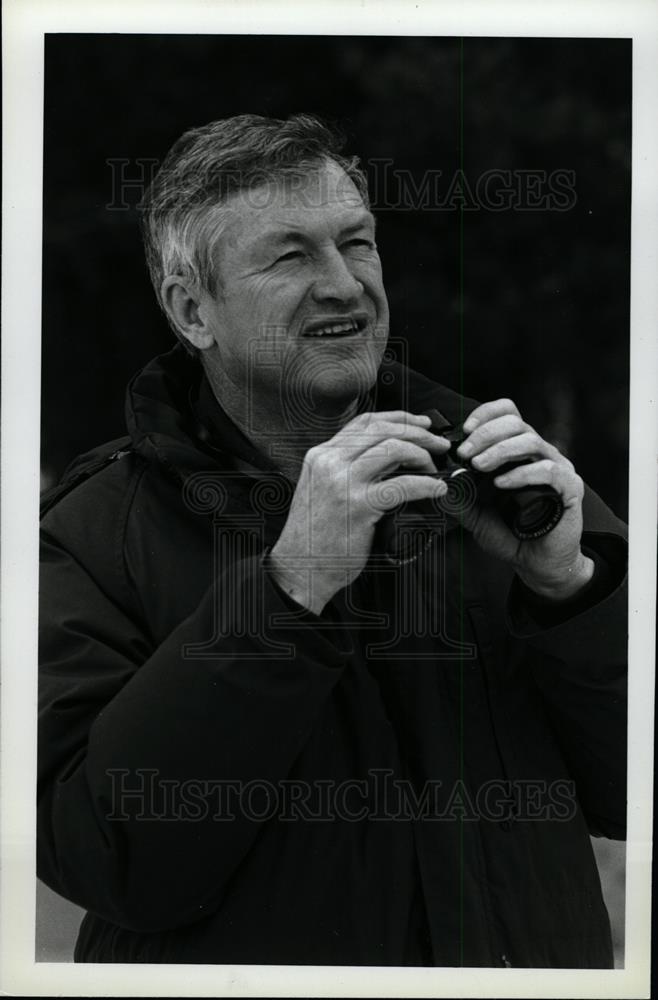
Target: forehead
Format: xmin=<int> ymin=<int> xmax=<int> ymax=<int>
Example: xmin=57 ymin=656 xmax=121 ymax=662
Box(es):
xmin=215 ymin=160 xmax=370 ymax=253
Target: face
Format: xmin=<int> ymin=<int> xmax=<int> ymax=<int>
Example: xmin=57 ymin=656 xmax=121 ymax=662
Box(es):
xmin=197 ymin=159 xmax=389 ymax=424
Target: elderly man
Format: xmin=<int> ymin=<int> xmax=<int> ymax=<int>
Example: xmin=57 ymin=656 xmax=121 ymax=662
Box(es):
xmin=38 ymin=114 xmax=627 ymax=967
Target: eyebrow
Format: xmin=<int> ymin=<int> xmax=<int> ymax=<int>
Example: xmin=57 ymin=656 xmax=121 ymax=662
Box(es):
xmin=258 ymin=211 xmax=377 ymax=249
xmin=340 ymin=214 xmax=378 ymax=237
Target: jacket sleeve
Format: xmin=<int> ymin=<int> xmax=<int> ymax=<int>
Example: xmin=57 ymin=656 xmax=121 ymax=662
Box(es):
xmin=507 ymin=486 xmax=628 ymax=840
xmin=38 ymin=528 xmax=350 ymax=933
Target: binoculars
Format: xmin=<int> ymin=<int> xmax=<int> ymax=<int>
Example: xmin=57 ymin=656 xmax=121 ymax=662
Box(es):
xmin=375 ymin=407 xmax=564 ymax=564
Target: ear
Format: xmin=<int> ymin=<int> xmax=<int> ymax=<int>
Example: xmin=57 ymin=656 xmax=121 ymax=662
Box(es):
xmin=160 ymin=276 xmax=216 ymax=351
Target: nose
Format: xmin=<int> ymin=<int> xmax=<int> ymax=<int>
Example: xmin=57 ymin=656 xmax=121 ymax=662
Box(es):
xmin=310 ymin=247 xmax=364 ymax=305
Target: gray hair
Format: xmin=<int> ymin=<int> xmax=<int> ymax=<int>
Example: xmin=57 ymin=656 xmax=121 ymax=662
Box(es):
xmin=139 ymin=113 xmax=370 ymax=349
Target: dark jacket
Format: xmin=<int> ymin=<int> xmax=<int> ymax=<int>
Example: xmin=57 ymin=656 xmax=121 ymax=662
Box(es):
xmin=38 ymin=345 xmax=628 ymax=967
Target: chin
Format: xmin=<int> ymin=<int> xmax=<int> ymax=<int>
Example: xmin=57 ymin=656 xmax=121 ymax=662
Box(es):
xmin=286 ymin=340 xmax=382 ymax=399
xmin=293 ymin=355 xmax=380 ymax=407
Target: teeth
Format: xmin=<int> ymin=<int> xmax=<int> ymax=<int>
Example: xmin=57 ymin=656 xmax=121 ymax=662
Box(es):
xmin=306 ymin=320 xmax=359 ymax=337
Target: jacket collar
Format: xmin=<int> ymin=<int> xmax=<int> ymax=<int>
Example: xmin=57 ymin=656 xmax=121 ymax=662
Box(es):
xmin=125 ymin=342 xmax=476 ymax=480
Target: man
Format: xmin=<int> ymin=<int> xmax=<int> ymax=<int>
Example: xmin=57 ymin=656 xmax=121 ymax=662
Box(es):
xmin=38 ymin=114 xmax=627 ymax=967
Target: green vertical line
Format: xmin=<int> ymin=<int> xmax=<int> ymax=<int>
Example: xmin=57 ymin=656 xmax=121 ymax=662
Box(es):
xmin=458 ymin=33 xmax=465 ymax=970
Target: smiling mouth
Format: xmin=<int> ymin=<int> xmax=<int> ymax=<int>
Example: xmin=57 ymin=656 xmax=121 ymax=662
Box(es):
xmin=302 ymin=316 xmax=368 ymax=338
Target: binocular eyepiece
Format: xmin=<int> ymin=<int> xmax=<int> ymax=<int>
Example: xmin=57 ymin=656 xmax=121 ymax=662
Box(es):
xmin=375 ymin=407 xmax=564 ymax=564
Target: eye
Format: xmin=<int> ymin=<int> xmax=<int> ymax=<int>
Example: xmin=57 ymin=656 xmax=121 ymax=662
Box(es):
xmin=275 ymin=249 xmax=304 ymax=263
xmin=342 ymin=238 xmax=376 ymax=251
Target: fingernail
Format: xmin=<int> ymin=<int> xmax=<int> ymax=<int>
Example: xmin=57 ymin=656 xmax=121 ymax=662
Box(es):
xmin=462 ymin=417 xmax=479 ymax=433
xmin=458 ymin=441 xmax=474 ymax=458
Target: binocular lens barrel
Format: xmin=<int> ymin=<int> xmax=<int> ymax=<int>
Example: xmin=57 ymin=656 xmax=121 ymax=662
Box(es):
xmin=374 ymin=407 xmax=566 ymax=562
xmin=504 ymin=486 xmax=564 ymax=540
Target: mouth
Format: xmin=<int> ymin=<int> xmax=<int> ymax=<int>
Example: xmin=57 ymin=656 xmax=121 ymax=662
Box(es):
xmin=301 ymin=315 xmax=368 ymax=338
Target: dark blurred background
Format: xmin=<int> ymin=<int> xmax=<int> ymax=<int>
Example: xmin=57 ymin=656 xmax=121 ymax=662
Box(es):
xmin=41 ymin=35 xmax=631 ymax=519
xmin=39 ymin=35 xmax=630 ymax=965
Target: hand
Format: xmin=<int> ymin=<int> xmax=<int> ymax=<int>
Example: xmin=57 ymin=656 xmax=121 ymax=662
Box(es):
xmin=454 ymin=399 xmax=593 ymax=600
xmin=269 ymin=411 xmax=449 ymax=614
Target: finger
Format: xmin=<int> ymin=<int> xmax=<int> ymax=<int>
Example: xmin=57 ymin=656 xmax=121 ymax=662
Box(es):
xmin=366 ymin=474 xmax=448 ymax=513
xmin=493 ymin=459 xmax=584 ymax=503
xmin=469 ymin=431 xmax=562 ymax=472
xmin=456 ymin=413 xmax=529 ymax=460
xmin=345 ymin=410 xmax=435 ymax=433
xmin=462 ymin=398 xmax=521 ymax=434
xmin=337 ymin=421 xmax=450 ymax=460
xmin=357 ymin=439 xmax=442 ymax=476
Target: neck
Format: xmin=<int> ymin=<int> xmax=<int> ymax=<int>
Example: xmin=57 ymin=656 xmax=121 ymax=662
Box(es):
xmin=201 ymin=355 xmax=365 ymax=481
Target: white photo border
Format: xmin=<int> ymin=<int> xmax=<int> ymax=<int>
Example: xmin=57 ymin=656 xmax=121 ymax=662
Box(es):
xmin=2 ymin=0 xmax=657 ymax=996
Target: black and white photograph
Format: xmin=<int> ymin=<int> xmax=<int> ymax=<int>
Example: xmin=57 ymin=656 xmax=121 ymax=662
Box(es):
xmin=2 ymin=1 xmax=656 ymax=997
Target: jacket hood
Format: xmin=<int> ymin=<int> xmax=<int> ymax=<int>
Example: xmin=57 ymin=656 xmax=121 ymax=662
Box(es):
xmin=125 ymin=345 xmax=206 ymax=479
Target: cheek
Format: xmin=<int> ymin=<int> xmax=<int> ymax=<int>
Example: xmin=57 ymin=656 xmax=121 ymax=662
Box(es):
xmin=355 ymin=257 xmax=386 ymax=295
xmin=217 ymin=281 xmax=302 ymax=354
xmin=239 ymin=274 xmax=303 ymax=317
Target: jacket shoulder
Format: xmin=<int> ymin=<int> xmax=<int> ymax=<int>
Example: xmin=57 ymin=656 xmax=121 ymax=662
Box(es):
xmin=40 ymin=445 xmax=147 ymax=602
xmin=40 ymin=437 xmax=135 ymax=518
